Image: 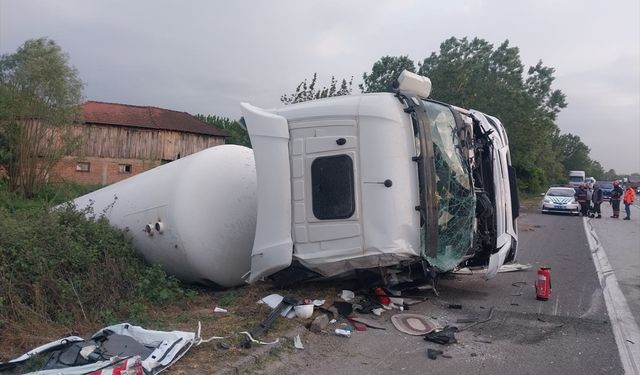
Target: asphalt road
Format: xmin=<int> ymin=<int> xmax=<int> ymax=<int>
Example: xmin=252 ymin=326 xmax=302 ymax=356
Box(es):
xmin=249 ymin=204 xmax=640 ymax=375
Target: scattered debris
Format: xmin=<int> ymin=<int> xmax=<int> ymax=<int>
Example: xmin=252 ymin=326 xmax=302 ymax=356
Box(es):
xmin=391 ymin=314 xmax=437 ymax=336
xmin=294 ymin=304 xmax=314 ymax=319
xmin=347 ymin=317 xmax=386 ymax=330
xmin=243 ymin=296 xmax=297 ymax=348
xmin=258 ymin=294 xmax=296 ymax=318
xmin=310 ymin=314 xmax=329 ymax=333
xmin=372 ymin=308 xmax=384 ymax=316
xmin=427 ymin=348 xmax=444 ymax=360
xmin=333 ymin=301 xmax=354 ymax=317
xmin=499 ymin=263 xmax=532 ymax=273
xmin=348 ymin=319 xmax=368 ymax=331
xmin=374 ymin=287 xmax=391 ymax=305
xmin=334 ymin=329 xmax=351 ymax=337
xmin=214 ymin=307 xmax=228 ymax=313
xmin=293 ymin=335 xmax=304 ymax=350
xmin=424 ymin=326 xmax=458 ymax=345
xmin=340 ymin=290 xmax=355 ymax=302
xmin=0 ymin=323 xmax=196 ymax=374
xmin=218 ymin=342 xmax=231 ymax=350
xmin=239 ymin=332 xmax=280 ymax=346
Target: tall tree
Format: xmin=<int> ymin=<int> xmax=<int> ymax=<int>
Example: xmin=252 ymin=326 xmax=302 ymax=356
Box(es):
xmin=418 ymin=37 xmax=567 ymax=192
xmin=360 ymin=55 xmax=416 ymax=93
xmin=196 ymin=114 xmax=251 ymax=147
xmin=0 ymin=38 xmax=83 ymax=197
xmin=281 ymin=73 xmax=353 ymax=105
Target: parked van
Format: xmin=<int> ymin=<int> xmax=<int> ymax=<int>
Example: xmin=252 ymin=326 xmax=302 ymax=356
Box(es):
xmin=569 ymin=170 xmax=586 ymax=187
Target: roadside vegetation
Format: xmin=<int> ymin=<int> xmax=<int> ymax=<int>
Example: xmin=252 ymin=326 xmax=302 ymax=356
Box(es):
xmin=0 ymin=182 xmax=188 ymax=353
xmin=0 ymin=181 xmax=315 ymax=373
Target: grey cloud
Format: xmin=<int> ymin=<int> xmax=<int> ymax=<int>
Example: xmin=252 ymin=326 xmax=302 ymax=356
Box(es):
xmin=1 ymin=0 xmax=638 ymax=172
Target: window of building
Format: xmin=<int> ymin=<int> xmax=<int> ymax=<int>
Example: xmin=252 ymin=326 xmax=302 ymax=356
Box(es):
xmin=76 ymin=162 xmax=90 ymax=172
xmin=119 ymin=164 xmax=132 ymax=173
xmin=311 ymin=154 xmax=355 ymax=220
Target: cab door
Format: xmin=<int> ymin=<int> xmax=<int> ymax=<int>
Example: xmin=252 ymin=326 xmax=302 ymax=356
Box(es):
xmin=241 ymin=103 xmax=293 ymax=282
xmin=289 ymin=118 xmax=364 ymax=270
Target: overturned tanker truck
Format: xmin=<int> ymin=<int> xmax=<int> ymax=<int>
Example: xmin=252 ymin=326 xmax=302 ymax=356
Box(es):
xmin=72 ymin=71 xmax=519 ymax=288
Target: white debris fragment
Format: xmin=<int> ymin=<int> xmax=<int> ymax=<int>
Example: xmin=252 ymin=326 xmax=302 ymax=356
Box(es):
xmin=293 ymin=335 xmax=304 ymax=349
xmin=339 ymin=290 xmax=355 ymax=302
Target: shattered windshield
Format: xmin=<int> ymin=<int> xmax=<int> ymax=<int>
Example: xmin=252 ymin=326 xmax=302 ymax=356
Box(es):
xmin=420 ymin=101 xmax=475 ymax=271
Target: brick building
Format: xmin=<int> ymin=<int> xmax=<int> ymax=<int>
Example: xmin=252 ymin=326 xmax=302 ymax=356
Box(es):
xmin=51 ymin=101 xmax=227 ymax=185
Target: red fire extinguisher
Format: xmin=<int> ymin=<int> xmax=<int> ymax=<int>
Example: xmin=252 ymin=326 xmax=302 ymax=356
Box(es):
xmin=535 ymin=267 xmax=552 ymax=300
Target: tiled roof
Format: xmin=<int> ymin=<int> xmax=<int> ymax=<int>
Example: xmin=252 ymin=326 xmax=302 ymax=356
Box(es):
xmin=82 ymin=101 xmax=227 ymax=137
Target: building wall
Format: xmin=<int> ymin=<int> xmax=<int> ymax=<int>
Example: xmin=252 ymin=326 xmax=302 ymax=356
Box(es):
xmin=68 ymin=124 xmax=225 ymax=160
xmin=51 ymin=156 xmax=161 ymax=185
xmin=49 ymin=123 xmax=225 ymax=185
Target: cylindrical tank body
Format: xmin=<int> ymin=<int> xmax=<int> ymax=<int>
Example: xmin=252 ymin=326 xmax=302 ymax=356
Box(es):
xmin=72 ymin=145 xmax=257 ymax=287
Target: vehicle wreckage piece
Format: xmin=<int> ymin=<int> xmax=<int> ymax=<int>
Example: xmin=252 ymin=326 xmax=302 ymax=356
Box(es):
xmin=70 ymin=71 xmax=518 ymax=287
xmin=0 ymin=323 xmax=196 ymax=374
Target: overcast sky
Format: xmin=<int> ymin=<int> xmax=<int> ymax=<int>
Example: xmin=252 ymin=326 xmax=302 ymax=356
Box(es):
xmin=1 ymin=0 xmax=639 ymax=173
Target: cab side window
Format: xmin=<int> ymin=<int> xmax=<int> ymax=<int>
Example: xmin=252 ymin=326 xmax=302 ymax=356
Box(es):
xmin=311 ymin=155 xmax=355 ymax=220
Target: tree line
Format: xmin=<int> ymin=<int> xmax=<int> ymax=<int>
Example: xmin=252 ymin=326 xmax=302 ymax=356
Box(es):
xmin=277 ymin=37 xmax=606 ymax=193
xmin=0 ymin=37 xmax=614 ymax=196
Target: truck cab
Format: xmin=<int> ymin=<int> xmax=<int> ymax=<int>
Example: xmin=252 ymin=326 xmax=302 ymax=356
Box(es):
xmin=243 ymin=71 xmax=518 ymax=283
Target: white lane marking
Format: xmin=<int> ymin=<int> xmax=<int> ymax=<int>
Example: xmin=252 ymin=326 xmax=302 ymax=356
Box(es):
xmin=583 ymin=217 xmax=640 ymax=374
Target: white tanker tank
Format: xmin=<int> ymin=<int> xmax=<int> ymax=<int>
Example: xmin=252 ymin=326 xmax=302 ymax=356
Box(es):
xmin=71 ymin=145 xmax=257 ymax=287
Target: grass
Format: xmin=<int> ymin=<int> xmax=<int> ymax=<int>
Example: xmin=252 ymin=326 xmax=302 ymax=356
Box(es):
xmin=0 ymin=181 xmax=346 ymax=373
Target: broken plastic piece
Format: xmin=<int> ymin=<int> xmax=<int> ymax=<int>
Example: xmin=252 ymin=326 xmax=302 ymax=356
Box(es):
xmin=498 ymin=263 xmax=532 ymax=272
xmin=294 ymin=304 xmax=314 ymax=319
xmin=423 ymin=326 xmax=458 ymax=345
xmin=214 ymin=307 xmax=228 ymax=313
xmin=293 ymin=335 xmax=304 ymax=350
xmin=258 ymin=294 xmax=294 ymax=317
xmin=340 ymin=290 xmax=355 ymax=302
xmin=334 ymin=329 xmax=351 ymax=337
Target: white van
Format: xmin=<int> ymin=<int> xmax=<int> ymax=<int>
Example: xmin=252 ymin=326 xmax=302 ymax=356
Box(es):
xmin=569 ymin=170 xmax=586 ymax=187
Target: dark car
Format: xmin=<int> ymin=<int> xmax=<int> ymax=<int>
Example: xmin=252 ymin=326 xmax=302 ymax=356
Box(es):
xmin=598 ymin=181 xmax=614 ymax=200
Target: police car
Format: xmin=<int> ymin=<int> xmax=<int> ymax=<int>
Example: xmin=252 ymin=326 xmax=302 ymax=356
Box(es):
xmin=541 ymin=187 xmax=580 ymax=215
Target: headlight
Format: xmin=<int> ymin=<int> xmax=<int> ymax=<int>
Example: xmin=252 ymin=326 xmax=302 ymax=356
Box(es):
xmin=544 ymin=198 xmax=551 ymax=203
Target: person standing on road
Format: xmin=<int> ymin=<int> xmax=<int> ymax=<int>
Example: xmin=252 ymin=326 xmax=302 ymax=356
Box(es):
xmin=623 ymin=184 xmax=636 ymax=220
xmin=592 ymin=183 xmax=603 ymax=219
xmin=575 ymin=183 xmax=588 ymax=216
xmin=610 ymin=180 xmax=624 ymax=218
xmin=585 ymin=183 xmax=593 ymax=216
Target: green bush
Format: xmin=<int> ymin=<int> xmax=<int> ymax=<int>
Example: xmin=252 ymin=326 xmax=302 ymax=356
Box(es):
xmin=0 ymin=202 xmax=186 ymax=325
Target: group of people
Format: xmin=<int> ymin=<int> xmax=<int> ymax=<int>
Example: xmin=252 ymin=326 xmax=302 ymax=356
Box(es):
xmin=574 ymin=180 xmax=636 ymax=220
